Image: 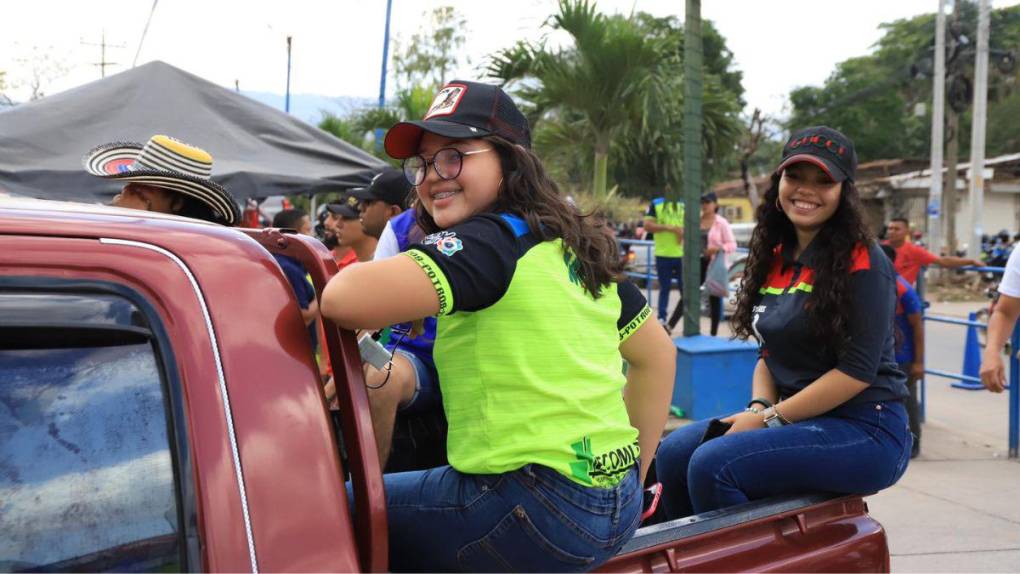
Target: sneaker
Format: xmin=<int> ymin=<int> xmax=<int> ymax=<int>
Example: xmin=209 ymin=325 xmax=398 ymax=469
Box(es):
xmin=911 ymin=438 xmax=920 ymax=459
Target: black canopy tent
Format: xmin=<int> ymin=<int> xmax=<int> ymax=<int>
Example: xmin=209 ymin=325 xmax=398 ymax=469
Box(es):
xmin=0 ymin=61 xmax=388 ymax=205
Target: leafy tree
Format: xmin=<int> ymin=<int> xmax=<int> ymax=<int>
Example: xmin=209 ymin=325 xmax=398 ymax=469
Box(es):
xmin=0 ymin=70 xmax=12 ymax=107
xmin=788 ymin=3 xmax=1020 ymax=162
xmin=392 ymin=6 xmax=467 ymax=89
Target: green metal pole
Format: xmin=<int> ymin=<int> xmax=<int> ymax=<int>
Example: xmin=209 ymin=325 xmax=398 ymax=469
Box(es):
xmin=682 ymin=0 xmax=703 ymax=337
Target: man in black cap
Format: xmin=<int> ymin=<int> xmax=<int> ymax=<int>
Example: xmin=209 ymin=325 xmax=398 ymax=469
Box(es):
xmin=352 ymin=168 xmax=412 ymax=241
xmin=326 ymin=194 xmax=377 ymax=263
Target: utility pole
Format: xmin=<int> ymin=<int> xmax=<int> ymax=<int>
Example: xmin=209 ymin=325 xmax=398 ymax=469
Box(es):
xmin=928 ymin=0 xmax=947 ymax=256
xmin=682 ymin=0 xmax=704 ymax=337
xmin=376 ymin=0 xmax=395 ymax=151
xmin=285 ymin=36 xmax=293 ymax=113
xmin=82 ymin=30 xmax=124 ymax=78
xmin=942 ymin=0 xmax=964 ymax=255
xmin=967 ymin=0 xmax=990 ymax=260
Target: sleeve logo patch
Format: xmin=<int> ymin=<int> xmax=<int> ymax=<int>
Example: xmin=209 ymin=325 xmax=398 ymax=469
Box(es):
xmin=423 ymin=231 xmax=464 ymax=256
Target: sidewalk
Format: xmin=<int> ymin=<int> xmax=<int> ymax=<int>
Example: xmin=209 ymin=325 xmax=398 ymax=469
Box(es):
xmin=867 ymin=300 xmax=1019 ymax=572
xmin=657 ymin=293 xmax=1020 ymax=571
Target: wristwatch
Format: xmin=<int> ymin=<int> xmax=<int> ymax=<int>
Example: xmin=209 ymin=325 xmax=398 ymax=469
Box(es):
xmin=762 ymin=406 xmax=789 ymax=429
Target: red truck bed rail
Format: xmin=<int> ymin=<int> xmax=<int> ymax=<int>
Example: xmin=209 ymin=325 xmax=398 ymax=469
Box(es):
xmin=241 ymin=228 xmax=388 ymax=573
xmin=601 ymin=493 xmax=888 ymax=573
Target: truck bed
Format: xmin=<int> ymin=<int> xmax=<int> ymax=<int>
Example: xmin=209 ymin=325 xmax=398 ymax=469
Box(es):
xmin=601 ymin=493 xmax=888 ymax=572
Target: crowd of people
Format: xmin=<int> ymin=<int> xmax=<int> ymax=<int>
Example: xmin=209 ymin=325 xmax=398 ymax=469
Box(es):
xmin=85 ymin=79 xmax=1012 ymax=572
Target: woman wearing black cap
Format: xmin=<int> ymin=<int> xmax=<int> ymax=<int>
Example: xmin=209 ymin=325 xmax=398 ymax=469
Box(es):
xmin=654 ymin=126 xmax=912 ymax=520
xmin=321 ymin=80 xmax=675 ymax=571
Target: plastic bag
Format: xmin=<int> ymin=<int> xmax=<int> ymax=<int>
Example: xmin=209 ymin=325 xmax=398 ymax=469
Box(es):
xmin=705 ymin=253 xmax=729 ymax=298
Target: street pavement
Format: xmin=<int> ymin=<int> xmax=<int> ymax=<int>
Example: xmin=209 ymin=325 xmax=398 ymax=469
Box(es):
xmin=655 ymin=290 xmax=1020 ymax=572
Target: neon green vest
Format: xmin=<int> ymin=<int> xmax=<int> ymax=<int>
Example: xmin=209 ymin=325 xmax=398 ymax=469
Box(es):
xmin=407 ymin=240 xmax=643 ymax=487
xmin=650 ymin=198 xmax=685 ymax=258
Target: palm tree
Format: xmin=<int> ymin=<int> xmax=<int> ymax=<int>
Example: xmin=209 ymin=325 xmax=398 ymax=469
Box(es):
xmin=489 ymin=2 xmax=744 ymax=200
xmin=488 ymin=0 xmax=664 ymax=198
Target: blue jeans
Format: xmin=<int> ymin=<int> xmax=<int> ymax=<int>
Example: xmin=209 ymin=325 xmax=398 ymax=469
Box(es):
xmin=393 ymin=349 xmax=440 ymax=415
xmin=655 ymin=256 xmax=684 ymax=322
xmin=656 ymin=400 xmax=912 ymax=519
xmin=376 ymin=464 xmax=641 ymax=572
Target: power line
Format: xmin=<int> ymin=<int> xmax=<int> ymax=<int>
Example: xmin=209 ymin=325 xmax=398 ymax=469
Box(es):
xmin=133 ymin=0 xmax=160 ymax=67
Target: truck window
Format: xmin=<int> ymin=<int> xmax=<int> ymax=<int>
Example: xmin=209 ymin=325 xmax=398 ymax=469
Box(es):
xmin=0 ymin=290 xmax=184 ymax=572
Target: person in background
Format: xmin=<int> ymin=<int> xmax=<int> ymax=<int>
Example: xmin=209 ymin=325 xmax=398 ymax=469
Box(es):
xmin=884 ymin=217 xmax=981 ymax=285
xmin=980 ymin=244 xmax=1020 ymax=394
xmin=353 ymin=169 xmax=444 ymax=471
xmin=655 ymin=126 xmax=911 ymax=520
xmin=881 ymin=244 xmax=924 ymax=459
xmin=83 ymin=134 xmax=241 ymax=226
xmin=352 ymin=169 xmax=412 ymax=248
xmin=271 ymin=208 xmax=319 ymax=347
xmin=322 ymin=204 xmax=358 ymax=270
xmin=329 ymin=194 xmax=377 ymax=263
xmin=667 ymin=192 xmax=736 ymax=335
xmin=644 ymin=188 xmax=686 ymax=329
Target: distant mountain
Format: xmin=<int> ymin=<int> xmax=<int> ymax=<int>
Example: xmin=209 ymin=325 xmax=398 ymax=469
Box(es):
xmin=241 ymin=91 xmax=376 ymax=125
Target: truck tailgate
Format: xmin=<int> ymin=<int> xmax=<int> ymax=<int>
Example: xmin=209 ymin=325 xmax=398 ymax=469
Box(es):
xmin=599 ymin=493 xmax=889 ymax=573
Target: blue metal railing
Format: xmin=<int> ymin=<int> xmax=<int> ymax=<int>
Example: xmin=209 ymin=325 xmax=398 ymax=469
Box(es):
xmin=618 ymin=239 xmax=657 ymax=304
xmin=917 ymin=265 xmax=1019 ymax=458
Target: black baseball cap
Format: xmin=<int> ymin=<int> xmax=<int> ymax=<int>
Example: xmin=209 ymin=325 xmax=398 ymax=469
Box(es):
xmin=349 ymin=168 xmax=411 ymax=206
xmin=777 ymin=126 xmax=858 ymax=182
xmin=325 ymin=193 xmax=361 ymax=219
xmin=700 ymin=192 xmax=719 ymax=203
xmin=384 ymin=80 xmax=532 ymax=159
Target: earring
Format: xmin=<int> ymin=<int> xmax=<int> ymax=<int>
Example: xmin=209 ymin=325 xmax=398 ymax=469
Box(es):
xmin=775 ymin=198 xmax=782 ymax=212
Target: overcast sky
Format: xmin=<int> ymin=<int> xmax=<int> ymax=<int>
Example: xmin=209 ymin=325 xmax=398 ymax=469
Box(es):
xmin=3 ymin=0 xmax=1018 ymax=120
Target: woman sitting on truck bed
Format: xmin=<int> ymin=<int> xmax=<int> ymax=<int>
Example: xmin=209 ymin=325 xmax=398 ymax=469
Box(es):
xmin=655 ymin=127 xmax=912 ymax=520
xmin=320 ymin=80 xmax=675 ymax=572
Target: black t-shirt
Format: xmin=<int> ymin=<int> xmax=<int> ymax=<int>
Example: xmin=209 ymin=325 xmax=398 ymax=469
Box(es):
xmin=408 ymin=212 xmax=648 ymax=330
xmin=752 ymin=240 xmax=908 ymax=405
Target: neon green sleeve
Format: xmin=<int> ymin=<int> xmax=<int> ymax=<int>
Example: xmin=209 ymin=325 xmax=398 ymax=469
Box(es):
xmin=403 ymin=249 xmax=456 ymax=316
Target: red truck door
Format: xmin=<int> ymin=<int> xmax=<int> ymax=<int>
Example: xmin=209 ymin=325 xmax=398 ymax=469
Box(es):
xmin=1 ymin=223 xmax=362 ymax=572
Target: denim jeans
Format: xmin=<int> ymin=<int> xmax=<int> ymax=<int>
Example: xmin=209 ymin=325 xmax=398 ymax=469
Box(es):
xmin=655 ymin=256 xmax=684 ymax=322
xmin=376 ymin=463 xmax=641 ymax=572
xmin=656 ymin=400 xmax=912 ymax=519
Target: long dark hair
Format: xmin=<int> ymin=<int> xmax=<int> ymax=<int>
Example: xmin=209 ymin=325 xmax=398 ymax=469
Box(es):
xmin=414 ymin=135 xmax=623 ymax=297
xmin=731 ymin=171 xmax=873 ymax=357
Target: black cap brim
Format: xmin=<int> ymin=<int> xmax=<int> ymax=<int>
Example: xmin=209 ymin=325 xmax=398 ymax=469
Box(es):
xmin=777 ymin=154 xmax=849 ymax=182
xmin=384 ymin=120 xmax=494 ymax=159
xmin=349 ymin=187 xmax=374 ymax=201
xmin=325 ymin=204 xmax=359 ymax=218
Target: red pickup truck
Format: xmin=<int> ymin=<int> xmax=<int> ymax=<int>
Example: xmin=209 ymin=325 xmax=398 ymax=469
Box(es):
xmin=0 ymin=199 xmax=890 ymax=572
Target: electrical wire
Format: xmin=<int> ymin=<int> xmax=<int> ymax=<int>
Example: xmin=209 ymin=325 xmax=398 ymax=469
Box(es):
xmin=133 ymin=0 xmax=159 ymax=67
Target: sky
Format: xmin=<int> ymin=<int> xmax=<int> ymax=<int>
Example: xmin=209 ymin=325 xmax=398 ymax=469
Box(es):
xmin=2 ymin=0 xmax=1018 ymax=121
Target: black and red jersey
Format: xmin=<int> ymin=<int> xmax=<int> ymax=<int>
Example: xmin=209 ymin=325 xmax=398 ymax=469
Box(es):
xmin=752 ymin=240 xmax=908 ymax=405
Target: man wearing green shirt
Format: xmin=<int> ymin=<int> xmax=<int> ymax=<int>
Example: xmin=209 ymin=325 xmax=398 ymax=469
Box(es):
xmin=644 ymin=196 xmax=685 ymax=327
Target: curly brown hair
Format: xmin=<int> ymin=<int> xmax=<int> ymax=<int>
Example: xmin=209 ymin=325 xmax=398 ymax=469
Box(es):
xmin=730 ymin=171 xmax=874 ymax=357
xmin=413 ymin=135 xmax=624 ymax=298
